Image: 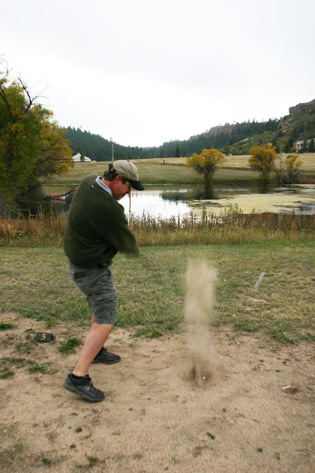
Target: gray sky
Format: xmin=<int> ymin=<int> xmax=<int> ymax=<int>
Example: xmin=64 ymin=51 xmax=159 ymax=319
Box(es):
xmin=1 ymin=0 xmax=314 ymax=147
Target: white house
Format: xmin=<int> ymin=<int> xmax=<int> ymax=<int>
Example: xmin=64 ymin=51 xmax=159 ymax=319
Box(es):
xmin=72 ymin=153 xmax=92 ymax=162
xmin=295 ymin=140 xmax=305 ymax=152
xmin=295 ymin=138 xmax=315 ymax=152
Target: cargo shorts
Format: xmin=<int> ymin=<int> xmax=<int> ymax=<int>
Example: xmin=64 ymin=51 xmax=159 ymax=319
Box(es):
xmin=68 ymin=262 xmax=118 ymax=325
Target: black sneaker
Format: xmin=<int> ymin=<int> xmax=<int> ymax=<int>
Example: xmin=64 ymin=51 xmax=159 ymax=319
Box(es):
xmin=92 ymin=347 xmax=121 ymax=365
xmin=63 ymin=373 xmax=105 ymax=402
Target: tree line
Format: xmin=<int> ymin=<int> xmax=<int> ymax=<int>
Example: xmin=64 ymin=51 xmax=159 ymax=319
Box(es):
xmin=64 ymin=120 xmax=282 ymax=160
xmin=64 ymin=112 xmax=315 ymax=160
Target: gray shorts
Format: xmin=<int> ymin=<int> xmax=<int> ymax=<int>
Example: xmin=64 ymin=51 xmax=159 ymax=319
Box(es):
xmin=68 ymin=262 xmax=118 ymax=325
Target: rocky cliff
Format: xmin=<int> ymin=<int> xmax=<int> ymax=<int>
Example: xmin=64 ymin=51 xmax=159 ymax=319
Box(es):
xmin=289 ymin=99 xmax=315 ymax=115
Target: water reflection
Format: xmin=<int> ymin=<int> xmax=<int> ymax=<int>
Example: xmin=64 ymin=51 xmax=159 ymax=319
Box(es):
xmin=52 ymin=182 xmax=315 ymax=218
xmin=119 ymin=183 xmax=315 ymax=218
xmin=119 ymin=183 xmax=241 ymax=218
xmin=122 ymin=188 xmax=190 ymax=219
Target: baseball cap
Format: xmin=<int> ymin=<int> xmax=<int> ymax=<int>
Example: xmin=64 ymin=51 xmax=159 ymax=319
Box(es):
xmin=112 ymin=160 xmax=144 ymax=191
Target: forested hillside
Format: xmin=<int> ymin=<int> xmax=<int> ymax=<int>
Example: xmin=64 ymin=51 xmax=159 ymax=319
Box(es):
xmin=64 ymin=100 xmax=315 ymax=160
xmin=64 ymin=128 xmax=151 ymax=161
xmin=159 ymin=109 xmax=315 ymax=156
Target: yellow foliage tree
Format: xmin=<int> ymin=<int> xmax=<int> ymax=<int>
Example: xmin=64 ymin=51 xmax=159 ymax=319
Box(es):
xmin=186 ymin=148 xmax=226 ymax=183
xmin=281 ymin=154 xmax=302 ymax=184
xmin=249 ymin=143 xmax=279 ymax=183
xmin=0 ymin=65 xmax=73 ymax=211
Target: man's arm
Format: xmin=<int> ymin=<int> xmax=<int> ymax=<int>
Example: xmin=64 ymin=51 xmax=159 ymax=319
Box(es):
xmin=97 ymin=202 xmax=139 ymax=256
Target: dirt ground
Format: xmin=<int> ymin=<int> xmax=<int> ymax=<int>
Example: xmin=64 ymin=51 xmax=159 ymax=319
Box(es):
xmin=0 ymin=312 xmax=314 ymax=473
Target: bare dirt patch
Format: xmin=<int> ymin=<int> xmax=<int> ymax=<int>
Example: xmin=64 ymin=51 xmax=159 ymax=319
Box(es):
xmin=0 ymin=312 xmax=314 ymax=473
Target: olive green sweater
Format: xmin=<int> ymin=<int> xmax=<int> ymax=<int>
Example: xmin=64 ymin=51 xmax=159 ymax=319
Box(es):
xmin=64 ymin=174 xmax=138 ymax=267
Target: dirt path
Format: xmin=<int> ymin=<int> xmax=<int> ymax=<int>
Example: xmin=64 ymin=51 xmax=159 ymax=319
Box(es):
xmin=0 ymin=312 xmax=314 ymax=473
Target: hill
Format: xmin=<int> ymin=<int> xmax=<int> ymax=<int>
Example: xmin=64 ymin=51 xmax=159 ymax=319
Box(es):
xmin=163 ymin=99 xmax=315 ymax=156
xmin=63 ymin=99 xmax=315 ymax=159
xmin=63 ymin=127 xmax=150 ymax=161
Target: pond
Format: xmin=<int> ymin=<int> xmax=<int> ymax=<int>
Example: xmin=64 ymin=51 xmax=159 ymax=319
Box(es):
xmin=119 ymin=183 xmax=315 ymax=219
xmin=50 ymin=182 xmax=315 ymax=218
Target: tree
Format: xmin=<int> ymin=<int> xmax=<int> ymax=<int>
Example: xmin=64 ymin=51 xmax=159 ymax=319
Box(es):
xmin=283 ymin=154 xmax=302 ymax=184
xmin=0 ymin=64 xmax=73 ymax=211
xmin=186 ymin=148 xmax=226 ymax=183
xmin=175 ymin=144 xmax=180 ymax=157
xmin=249 ymin=143 xmax=278 ymax=183
xmin=284 ymin=137 xmax=294 ymax=153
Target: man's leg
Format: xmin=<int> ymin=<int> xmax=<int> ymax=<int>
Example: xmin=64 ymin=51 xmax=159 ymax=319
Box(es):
xmin=88 ymin=313 xmax=121 ymax=365
xmin=72 ymin=322 xmax=114 ymax=377
xmin=64 ymin=263 xmax=118 ymax=401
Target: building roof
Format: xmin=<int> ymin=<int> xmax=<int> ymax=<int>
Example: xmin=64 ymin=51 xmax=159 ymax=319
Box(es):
xmin=72 ymin=153 xmax=92 ymax=162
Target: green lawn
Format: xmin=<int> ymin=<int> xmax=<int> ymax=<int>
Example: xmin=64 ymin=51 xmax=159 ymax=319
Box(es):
xmin=1 ymin=241 xmax=314 ymax=343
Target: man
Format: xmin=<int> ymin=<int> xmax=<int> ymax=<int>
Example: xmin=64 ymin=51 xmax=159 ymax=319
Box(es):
xmin=63 ymin=160 xmax=144 ymax=402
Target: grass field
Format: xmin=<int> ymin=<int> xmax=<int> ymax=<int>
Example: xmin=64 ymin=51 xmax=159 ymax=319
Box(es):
xmin=42 ymin=153 xmax=315 ymax=192
xmin=1 ymin=241 xmax=314 ymax=343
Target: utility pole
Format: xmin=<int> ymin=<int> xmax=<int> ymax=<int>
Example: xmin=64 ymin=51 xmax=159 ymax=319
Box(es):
xmin=110 ymin=138 xmax=114 ymax=162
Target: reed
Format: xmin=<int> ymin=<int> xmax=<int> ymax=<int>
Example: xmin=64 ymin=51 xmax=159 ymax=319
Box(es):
xmin=0 ymin=209 xmax=314 ymax=247
xmin=0 ymin=215 xmax=67 ymax=246
xmin=129 ymin=208 xmax=315 ymax=245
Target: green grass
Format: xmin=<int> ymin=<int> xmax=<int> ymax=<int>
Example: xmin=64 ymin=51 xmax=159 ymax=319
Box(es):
xmin=0 ymin=356 xmax=55 ymax=378
xmin=15 ymin=338 xmax=37 ymax=354
xmin=41 ymin=457 xmax=53 ymax=466
xmin=0 ymin=322 xmax=15 ymax=330
xmin=58 ymin=337 xmax=81 ymax=354
xmin=27 ymin=362 xmax=51 ymax=374
xmin=0 ymin=242 xmax=314 ymax=343
xmin=86 ymin=455 xmax=99 ymax=466
xmin=0 ymin=357 xmax=25 ymax=379
xmin=0 ymin=370 xmax=15 ymax=379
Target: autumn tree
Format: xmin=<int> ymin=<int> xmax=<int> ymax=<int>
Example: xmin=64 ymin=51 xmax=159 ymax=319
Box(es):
xmin=249 ymin=143 xmax=278 ymax=183
xmin=281 ymin=154 xmax=302 ymax=184
xmin=186 ymin=148 xmax=226 ymax=183
xmin=0 ymin=64 xmax=73 ymax=212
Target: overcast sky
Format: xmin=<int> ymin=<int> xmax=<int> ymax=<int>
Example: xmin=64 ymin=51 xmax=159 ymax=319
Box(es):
xmin=1 ymin=0 xmax=314 ymax=147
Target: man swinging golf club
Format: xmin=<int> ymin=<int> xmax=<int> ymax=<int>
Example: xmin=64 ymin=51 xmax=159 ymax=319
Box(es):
xmin=63 ymin=160 xmax=144 ymax=402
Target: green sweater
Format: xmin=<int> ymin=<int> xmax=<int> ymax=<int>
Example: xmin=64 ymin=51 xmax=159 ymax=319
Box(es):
xmin=64 ymin=174 xmax=139 ymax=267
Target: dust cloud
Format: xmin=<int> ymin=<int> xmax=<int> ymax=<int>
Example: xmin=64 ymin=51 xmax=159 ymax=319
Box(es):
xmin=182 ymin=259 xmax=219 ymax=386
